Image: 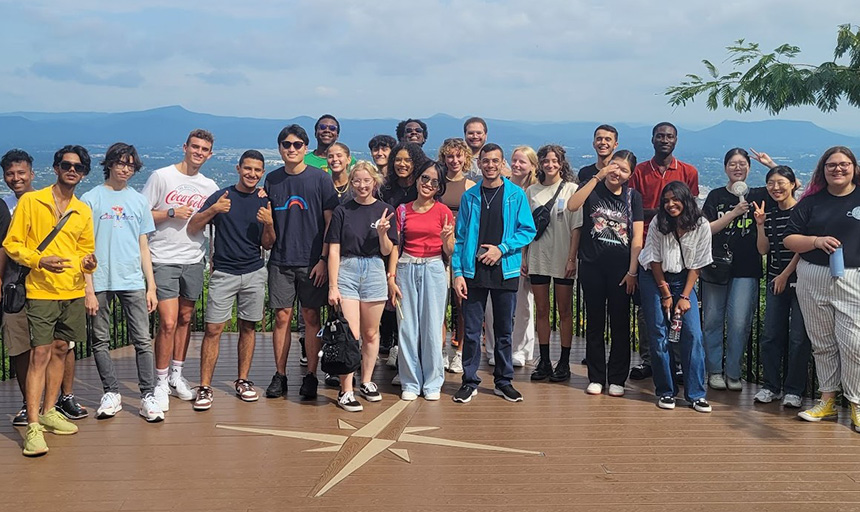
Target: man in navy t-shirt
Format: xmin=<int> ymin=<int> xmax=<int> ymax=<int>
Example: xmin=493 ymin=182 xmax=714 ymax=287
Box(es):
xmin=187 ymin=150 xmax=275 ymax=410
xmin=263 ymin=124 xmax=339 ymax=401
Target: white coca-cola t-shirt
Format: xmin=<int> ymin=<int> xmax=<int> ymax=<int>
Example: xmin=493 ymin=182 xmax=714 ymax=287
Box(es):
xmin=142 ymin=164 xmax=219 ymax=264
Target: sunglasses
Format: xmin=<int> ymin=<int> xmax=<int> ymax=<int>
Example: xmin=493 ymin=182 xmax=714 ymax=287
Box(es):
xmin=58 ymin=161 xmax=87 ymax=174
xmin=280 ymin=140 xmax=305 ymax=150
xmin=317 ymin=123 xmax=338 ymax=132
xmin=419 ymin=174 xmax=439 ymax=188
xmin=405 ymin=127 xmax=424 ymax=134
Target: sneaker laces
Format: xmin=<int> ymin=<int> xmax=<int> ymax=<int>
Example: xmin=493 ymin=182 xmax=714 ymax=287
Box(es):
xmin=142 ymin=394 xmax=160 ymax=411
xmin=339 ymin=391 xmax=355 ymax=404
xmin=362 ymin=382 xmax=378 ymax=393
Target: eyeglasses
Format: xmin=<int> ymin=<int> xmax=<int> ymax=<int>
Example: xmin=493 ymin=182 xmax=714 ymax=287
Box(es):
xmin=405 ymin=127 xmax=424 ymax=134
xmin=825 ymin=161 xmax=853 ymax=171
xmin=726 ymin=163 xmax=749 ymax=170
xmin=419 ymin=174 xmax=440 ymax=188
xmin=351 ymin=178 xmax=374 ymax=186
xmin=766 ymin=179 xmax=792 ymax=189
xmin=280 ymin=140 xmax=305 ymax=150
xmin=114 ymin=161 xmax=135 ymax=170
xmin=58 ymin=161 xmax=87 ymax=174
xmin=317 ymin=123 xmax=338 ymax=132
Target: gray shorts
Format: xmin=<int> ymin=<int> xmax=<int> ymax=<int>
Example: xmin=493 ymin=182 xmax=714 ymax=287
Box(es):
xmin=153 ymin=262 xmax=205 ymax=301
xmin=206 ymin=267 xmax=268 ymax=324
xmin=337 ymin=256 xmax=388 ymax=302
xmin=2 ymin=309 xmax=31 ymax=357
xmin=268 ymin=264 xmax=327 ymax=310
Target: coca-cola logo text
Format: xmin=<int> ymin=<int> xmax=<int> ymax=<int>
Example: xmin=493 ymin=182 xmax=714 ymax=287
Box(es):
xmin=165 ymin=190 xmax=207 ymax=209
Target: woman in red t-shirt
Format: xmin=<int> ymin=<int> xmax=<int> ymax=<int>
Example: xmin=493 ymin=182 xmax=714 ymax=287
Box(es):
xmin=389 ymin=162 xmax=455 ymax=400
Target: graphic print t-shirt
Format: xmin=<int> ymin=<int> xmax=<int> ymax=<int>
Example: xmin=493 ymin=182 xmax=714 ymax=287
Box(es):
xmin=702 ymin=186 xmax=768 ymax=278
xmin=578 ymin=182 xmax=643 ymax=267
xmin=142 ymin=165 xmax=219 ymax=264
xmin=325 ymin=199 xmax=398 ymax=259
xmin=198 ymin=186 xmax=269 ymax=275
xmin=264 ymin=165 xmax=339 ymax=267
xmin=81 ymin=185 xmax=155 ymax=292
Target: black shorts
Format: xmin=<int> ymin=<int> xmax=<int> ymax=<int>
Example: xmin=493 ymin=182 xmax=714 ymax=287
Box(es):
xmin=267 ymin=264 xmax=327 ymax=310
xmin=529 ymin=274 xmax=574 ymax=286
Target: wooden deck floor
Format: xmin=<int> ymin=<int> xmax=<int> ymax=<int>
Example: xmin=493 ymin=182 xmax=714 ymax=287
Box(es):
xmin=1 ymin=333 xmax=860 ymax=512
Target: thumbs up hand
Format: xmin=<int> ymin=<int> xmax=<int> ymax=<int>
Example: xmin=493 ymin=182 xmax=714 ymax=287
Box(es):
xmin=257 ymin=202 xmax=273 ymax=225
xmin=213 ymin=190 xmax=231 ymax=214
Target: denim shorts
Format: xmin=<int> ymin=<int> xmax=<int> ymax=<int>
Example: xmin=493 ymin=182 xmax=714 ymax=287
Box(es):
xmin=337 ymin=256 xmax=388 ymax=302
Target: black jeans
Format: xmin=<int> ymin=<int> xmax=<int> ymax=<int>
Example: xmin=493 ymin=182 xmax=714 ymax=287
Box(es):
xmin=579 ymin=261 xmax=631 ymax=386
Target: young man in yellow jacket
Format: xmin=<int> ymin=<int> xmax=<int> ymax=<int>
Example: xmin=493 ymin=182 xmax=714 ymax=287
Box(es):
xmin=4 ymin=145 xmax=98 ymax=457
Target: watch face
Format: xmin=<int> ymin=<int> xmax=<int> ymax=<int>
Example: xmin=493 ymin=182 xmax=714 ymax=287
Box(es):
xmin=168 ymin=208 xmax=175 ymax=218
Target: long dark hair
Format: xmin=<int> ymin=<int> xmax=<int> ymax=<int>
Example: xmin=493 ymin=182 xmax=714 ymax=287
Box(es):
xmin=536 ymin=144 xmax=575 ymax=184
xmin=656 ymin=181 xmax=703 ymax=235
xmin=383 ymin=142 xmax=429 ymax=190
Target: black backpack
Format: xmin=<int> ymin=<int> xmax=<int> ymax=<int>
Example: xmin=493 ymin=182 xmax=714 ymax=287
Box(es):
xmin=320 ymin=308 xmax=361 ymax=376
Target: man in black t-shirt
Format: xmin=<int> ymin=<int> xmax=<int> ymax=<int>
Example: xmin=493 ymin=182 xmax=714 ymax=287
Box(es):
xmin=577 ymin=124 xmax=619 ymax=183
xmin=188 ymin=150 xmax=275 ymax=410
xmin=451 ymin=143 xmax=536 ymax=404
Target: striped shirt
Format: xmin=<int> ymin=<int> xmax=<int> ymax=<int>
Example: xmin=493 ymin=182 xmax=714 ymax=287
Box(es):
xmin=764 ymin=206 xmax=796 ymax=281
xmin=639 ymin=216 xmax=713 ymax=273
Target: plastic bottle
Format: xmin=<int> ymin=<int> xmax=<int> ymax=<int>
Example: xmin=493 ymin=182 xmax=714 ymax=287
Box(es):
xmin=668 ymin=312 xmax=682 ymax=343
xmin=830 ymin=246 xmax=845 ymax=278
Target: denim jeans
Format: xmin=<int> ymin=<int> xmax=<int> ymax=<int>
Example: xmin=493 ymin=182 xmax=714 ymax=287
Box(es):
xmin=484 ymin=276 xmax=535 ymax=362
xmin=396 ymin=259 xmax=448 ymax=395
xmin=702 ymin=277 xmax=758 ymax=380
xmin=462 ymin=285 xmax=517 ymax=388
xmin=639 ymin=269 xmax=707 ymax=401
xmin=91 ymin=289 xmax=155 ymax=397
xmin=759 ymin=286 xmax=811 ymax=396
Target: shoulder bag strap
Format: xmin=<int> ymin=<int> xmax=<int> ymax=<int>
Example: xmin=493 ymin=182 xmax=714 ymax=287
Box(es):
xmin=672 ymin=230 xmax=687 ymax=270
xmin=37 ymin=210 xmax=73 ymax=253
xmin=543 ymin=181 xmax=564 ymax=210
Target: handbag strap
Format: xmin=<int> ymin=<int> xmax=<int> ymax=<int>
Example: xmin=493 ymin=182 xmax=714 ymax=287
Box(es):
xmin=672 ymin=230 xmax=687 ymax=270
xmin=38 ymin=210 xmax=73 ymax=253
xmin=625 ymin=186 xmax=633 ymax=242
xmin=543 ymin=181 xmax=564 ymax=210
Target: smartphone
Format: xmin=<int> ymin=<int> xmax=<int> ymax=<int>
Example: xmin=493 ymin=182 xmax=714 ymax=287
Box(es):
xmin=476 ymin=246 xmax=489 ymax=259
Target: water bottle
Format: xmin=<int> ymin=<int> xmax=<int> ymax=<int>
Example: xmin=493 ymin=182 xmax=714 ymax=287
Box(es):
xmin=830 ymin=246 xmax=844 ymax=278
xmin=668 ymin=312 xmax=682 ymax=343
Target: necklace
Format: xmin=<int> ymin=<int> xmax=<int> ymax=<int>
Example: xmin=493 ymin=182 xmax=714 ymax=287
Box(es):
xmin=481 ymin=185 xmax=502 ymax=210
xmin=334 ymin=182 xmax=348 ymax=197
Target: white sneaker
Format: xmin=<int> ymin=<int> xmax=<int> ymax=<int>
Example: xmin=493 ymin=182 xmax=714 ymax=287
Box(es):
xmin=153 ymin=383 xmax=170 ymax=412
xmin=386 ymin=346 xmax=399 ymax=368
xmin=448 ymin=352 xmax=464 ymax=374
xmin=782 ymin=394 xmax=802 ymax=408
xmin=586 ymin=383 xmax=603 ymax=395
xmin=391 ymin=373 xmax=401 ymax=386
xmin=401 ymin=391 xmax=418 ymax=401
xmin=424 ymin=391 xmax=441 ymax=401
xmin=488 ymin=357 xmax=495 ymax=366
xmin=726 ymin=377 xmax=743 ymax=391
xmin=708 ymin=373 xmax=727 ymax=390
xmin=444 ymin=350 xmax=450 ymax=371
xmin=754 ymin=388 xmax=780 ymax=404
xmin=512 ymin=354 xmax=526 ymax=368
xmin=608 ymin=384 xmax=625 ymax=397
xmin=96 ymin=392 xmax=123 ymax=419
xmin=139 ymin=394 xmax=165 ymax=423
xmin=169 ymin=376 xmax=195 ymax=401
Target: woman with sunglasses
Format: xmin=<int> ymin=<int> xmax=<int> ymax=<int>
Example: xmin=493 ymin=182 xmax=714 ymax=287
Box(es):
xmin=568 ymin=150 xmax=643 ymax=396
xmin=701 ymin=148 xmax=769 ymax=392
xmin=326 ymin=161 xmax=398 ymax=412
xmin=784 ymin=146 xmax=860 ymax=430
xmin=438 ymin=138 xmax=476 ymax=373
xmin=527 ymin=144 xmax=582 ymax=383
xmin=751 ymin=164 xmax=810 ymax=409
xmin=389 ymin=162 xmax=454 ymax=400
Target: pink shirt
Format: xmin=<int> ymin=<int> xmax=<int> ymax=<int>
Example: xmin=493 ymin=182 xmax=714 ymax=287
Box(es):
xmin=396 ymin=201 xmax=454 ymax=258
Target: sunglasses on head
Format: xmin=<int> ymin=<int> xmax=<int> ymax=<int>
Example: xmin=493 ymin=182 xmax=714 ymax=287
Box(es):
xmin=317 ymin=123 xmax=338 ymax=132
xmin=58 ymin=161 xmax=87 ymax=174
xmin=280 ymin=140 xmax=305 ymax=150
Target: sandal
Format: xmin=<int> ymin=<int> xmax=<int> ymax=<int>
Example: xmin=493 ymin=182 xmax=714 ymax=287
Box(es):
xmin=234 ymin=380 xmax=259 ymax=402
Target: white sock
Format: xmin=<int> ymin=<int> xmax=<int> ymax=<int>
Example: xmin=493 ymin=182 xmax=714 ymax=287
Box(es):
xmin=169 ymin=360 xmax=184 ymax=382
xmin=156 ymin=368 xmax=169 ymax=387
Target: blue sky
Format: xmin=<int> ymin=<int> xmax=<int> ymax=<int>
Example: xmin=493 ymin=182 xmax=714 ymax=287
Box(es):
xmin=2 ymin=0 xmax=858 ymax=134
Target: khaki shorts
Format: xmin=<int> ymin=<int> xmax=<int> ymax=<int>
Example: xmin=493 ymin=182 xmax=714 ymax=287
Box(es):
xmin=26 ymin=298 xmax=86 ymax=348
xmin=2 ymin=309 xmax=31 ymax=357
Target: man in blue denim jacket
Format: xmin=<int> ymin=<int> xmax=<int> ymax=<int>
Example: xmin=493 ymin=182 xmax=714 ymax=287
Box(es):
xmin=451 ymin=143 xmax=536 ymax=403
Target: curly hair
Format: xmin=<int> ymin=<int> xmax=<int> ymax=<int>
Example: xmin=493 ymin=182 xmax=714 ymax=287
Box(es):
xmin=536 ymin=144 xmax=574 ymax=184
xmin=438 ymin=138 xmax=471 ymax=176
xmin=656 ymin=181 xmax=703 ymax=235
xmin=101 ymin=142 xmax=143 ymax=180
xmin=395 ymin=119 xmax=428 ymax=143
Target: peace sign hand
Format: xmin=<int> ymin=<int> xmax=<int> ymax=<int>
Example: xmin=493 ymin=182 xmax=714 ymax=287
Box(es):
xmin=441 ymin=219 xmax=455 ymax=241
xmin=375 ymin=208 xmax=394 ymax=235
xmin=749 ymin=148 xmax=776 ymax=169
xmin=752 ymin=200 xmax=766 ymax=226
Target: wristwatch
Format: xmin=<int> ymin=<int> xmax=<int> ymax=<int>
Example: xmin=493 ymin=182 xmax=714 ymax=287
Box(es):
xmin=167 ymin=207 xmax=175 ymax=218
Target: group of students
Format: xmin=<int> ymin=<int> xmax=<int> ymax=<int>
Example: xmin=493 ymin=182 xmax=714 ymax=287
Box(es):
xmin=3 ymin=114 xmax=859 ymax=458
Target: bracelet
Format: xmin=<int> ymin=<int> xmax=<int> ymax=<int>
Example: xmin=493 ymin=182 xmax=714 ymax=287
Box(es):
xmin=679 ymin=294 xmax=690 ymax=301
xmin=661 ymin=295 xmax=672 ymax=301
xmin=657 ymin=282 xmax=670 ymax=289
xmin=627 ymin=271 xmax=638 ymax=277
xmin=386 ymin=272 xmax=396 ymax=280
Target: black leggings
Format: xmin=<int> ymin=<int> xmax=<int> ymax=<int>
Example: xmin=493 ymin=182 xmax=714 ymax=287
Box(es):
xmin=579 ymin=261 xmax=631 ymax=386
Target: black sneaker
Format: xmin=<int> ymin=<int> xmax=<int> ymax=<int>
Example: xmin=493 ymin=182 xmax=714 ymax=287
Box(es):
xmin=674 ymin=369 xmax=685 ymax=386
xmin=265 ymin=372 xmax=288 ymax=398
xmin=452 ymin=385 xmax=477 ymax=404
xmin=57 ymin=394 xmax=88 ymax=420
xmin=691 ymin=398 xmax=712 ymax=413
xmin=629 ymin=364 xmax=652 ymax=380
xmin=530 ymin=359 xmax=553 ymax=381
xmin=549 ymin=362 xmax=571 ymax=382
xmin=358 ymin=382 xmax=382 ymax=402
xmin=580 ymin=358 xmax=587 ymax=365
xmin=494 ymin=384 xmax=524 ymax=402
xmin=12 ymin=403 xmax=27 ymax=427
xmin=337 ymin=391 xmax=363 ymax=412
xmin=299 ymin=372 xmax=319 ymax=399
xmin=324 ymin=373 xmax=340 ymax=387
xmin=298 ymin=337 xmax=308 ymax=367
xmin=658 ymin=396 xmax=676 ymax=410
